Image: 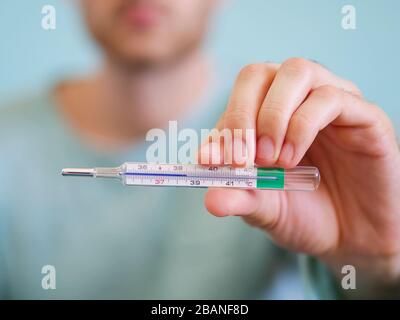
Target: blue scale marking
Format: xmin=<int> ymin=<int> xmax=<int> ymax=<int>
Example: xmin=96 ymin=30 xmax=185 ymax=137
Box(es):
xmin=124 ymin=172 xmax=187 ymax=177
xmin=123 ymin=172 xmax=277 ymax=180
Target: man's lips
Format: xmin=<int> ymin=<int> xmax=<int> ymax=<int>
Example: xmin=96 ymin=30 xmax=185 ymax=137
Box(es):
xmin=121 ymin=4 xmax=164 ymax=28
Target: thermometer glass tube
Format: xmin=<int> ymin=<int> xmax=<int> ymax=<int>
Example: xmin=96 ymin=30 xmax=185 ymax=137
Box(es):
xmin=62 ymin=163 xmax=320 ymax=191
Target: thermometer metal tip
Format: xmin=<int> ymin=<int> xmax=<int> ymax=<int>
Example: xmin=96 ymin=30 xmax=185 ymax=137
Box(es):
xmin=61 ymin=168 xmax=95 ymax=177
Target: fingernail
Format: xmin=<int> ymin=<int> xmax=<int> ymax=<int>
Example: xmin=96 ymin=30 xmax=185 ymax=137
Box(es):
xmin=232 ymin=137 xmax=247 ymax=166
xmin=224 ymin=137 xmax=241 ymax=165
xmin=257 ymin=136 xmax=275 ymax=161
xmin=279 ymin=142 xmax=294 ymax=164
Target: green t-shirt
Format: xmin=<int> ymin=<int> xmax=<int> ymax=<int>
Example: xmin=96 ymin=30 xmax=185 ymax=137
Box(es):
xmin=0 ymin=88 xmax=339 ymax=299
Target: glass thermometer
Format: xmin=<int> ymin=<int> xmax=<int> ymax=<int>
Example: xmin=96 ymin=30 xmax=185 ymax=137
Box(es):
xmin=61 ymin=163 xmax=320 ymax=191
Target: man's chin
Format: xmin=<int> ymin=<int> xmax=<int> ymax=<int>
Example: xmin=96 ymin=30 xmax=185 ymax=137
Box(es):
xmin=101 ymin=46 xmax=167 ymax=69
xmin=105 ymin=43 xmax=200 ymax=72
xmin=107 ymin=52 xmax=175 ymax=71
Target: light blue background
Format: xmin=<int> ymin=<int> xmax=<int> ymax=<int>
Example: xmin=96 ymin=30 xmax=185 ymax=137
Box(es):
xmin=0 ymin=0 xmax=399 ymax=130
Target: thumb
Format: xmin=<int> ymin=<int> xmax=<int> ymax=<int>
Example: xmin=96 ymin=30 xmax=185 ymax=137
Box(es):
xmin=204 ymin=188 xmax=282 ymax=228
xmin=204 ymin=188 xmax=338 ymax=255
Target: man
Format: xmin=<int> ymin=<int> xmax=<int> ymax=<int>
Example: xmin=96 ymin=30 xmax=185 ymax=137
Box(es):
xmin=0 ymin=0 xmax=399 ymax=299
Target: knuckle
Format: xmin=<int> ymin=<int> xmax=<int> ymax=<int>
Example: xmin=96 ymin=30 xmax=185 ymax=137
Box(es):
xmin=238 ymin=63 xmax=266 ymax=80
xmin=264 ymin=62 xmax=281 ymax=70
xmin=257 ymin=104 xmax=287 ymax=135
xmin=281 ymin=57 xmax=313 ymax=79
xmin=261 ymin=101 xmax=287 ymax=122
xmin=256 ymin=193 xmax=286 ymax=232
xmin=290 ymin=112 xmax=315 ymax=135
xmin=313 ymin=85 xmax=341 ymax=101
xmin=371 ymin=104 xmax=389 ymax=121
xmin=356 ymin=103 xmax=396 ymax=157
xmin=223 ymin=109 xmax=252 ymax=127
xmin=343 ymin=80 xmax=363 ymax=97
xmin=370 ymin=104 xmax=395 ymax=136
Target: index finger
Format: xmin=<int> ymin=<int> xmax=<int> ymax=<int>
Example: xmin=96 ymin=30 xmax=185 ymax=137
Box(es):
xmin=222 ymin=63 xmax=279 ymax=165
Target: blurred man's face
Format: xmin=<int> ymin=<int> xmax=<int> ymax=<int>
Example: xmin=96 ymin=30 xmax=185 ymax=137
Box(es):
xmin=80 ymin=0 xmax=217 ymax=68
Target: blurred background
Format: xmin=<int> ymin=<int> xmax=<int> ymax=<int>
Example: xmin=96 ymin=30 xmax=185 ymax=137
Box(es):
xmin=0 ymin=0 xmax=399 ymax=132
xmin=0 ymin=0 xmax=399 ymax=300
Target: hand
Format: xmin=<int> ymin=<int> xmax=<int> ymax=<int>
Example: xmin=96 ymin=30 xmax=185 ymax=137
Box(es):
xmin=199 ymin=58 xmax=400 ymax=286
